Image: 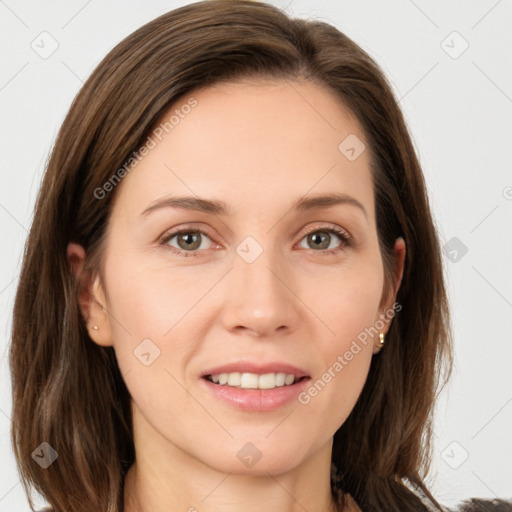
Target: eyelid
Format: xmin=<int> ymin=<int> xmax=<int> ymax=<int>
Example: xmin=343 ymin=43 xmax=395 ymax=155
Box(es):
xmin=299 ymin=222 xmax=351 ymax=240
xmin=158 ymin=222 xmax=216 ymax=241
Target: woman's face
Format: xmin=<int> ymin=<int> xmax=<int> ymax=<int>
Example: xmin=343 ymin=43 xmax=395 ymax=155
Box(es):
xmin=76 ymin=79 xmax=404 ymax=476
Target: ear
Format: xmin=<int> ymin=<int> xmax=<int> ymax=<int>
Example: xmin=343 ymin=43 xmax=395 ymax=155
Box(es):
xmin=372 ymin=236 xmax=406 ymax=354
xmin=67 ymin=242 xmax=114 ymax=347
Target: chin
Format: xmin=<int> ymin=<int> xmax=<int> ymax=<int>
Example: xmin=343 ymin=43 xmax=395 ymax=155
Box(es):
xmin=192 ymin=437 xmax=311 ymax=476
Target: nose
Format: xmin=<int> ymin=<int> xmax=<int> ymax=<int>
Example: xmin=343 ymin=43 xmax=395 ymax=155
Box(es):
xmin=219 ymin=246 xmax=300 ymax=338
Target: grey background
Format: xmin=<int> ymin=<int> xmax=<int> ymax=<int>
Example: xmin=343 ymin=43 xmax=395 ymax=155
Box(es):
xmin=1 ymin=0 xmax=511 ymax=510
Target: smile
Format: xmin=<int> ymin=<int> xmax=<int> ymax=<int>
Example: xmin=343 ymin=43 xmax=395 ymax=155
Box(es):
xmin=204 ymin=372 xmax=307 ymax=389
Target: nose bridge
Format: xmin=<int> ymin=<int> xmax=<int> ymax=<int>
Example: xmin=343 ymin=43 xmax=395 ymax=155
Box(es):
xmin=222 ymin=233 xmax=299 ymax=335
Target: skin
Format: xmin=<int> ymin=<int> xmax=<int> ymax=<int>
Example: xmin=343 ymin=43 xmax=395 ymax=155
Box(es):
xmin=68 ymin=79 xmax=405 ymax=512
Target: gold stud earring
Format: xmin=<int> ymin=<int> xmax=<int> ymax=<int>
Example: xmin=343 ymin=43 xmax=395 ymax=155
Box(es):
xmin=379 ymin=332 xmax=385 ymax=345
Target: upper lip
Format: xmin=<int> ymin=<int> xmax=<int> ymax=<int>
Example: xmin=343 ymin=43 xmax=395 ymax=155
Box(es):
xmin=201 ymin=361 xmax=310 ymax=379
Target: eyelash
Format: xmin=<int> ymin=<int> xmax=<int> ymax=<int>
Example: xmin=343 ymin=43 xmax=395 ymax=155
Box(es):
xmin=159 ymin=223 xmax=352 ymax=258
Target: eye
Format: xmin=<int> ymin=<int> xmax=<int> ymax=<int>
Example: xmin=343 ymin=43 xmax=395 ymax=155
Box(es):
xmin=159 ymin=223 xmax=352 ymax=258
xmin=297 ymin=224 xmax=352 ymax=254
xmin=160 ymin=228 xmax=215 ymax=258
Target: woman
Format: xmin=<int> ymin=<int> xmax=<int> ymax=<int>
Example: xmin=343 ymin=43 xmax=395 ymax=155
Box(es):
xmin=9 ymin=1 xmax=507 ymax=511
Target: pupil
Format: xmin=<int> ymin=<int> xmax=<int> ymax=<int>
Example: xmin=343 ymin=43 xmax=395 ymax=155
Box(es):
xmin=179 ymin=232 xmax=200 ymax=250
xmin=310 ymin=232 xmax=329 ymax=249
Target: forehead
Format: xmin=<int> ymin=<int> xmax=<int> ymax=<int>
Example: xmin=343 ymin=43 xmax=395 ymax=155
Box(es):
xmin=110 ymin=79 xmax=374 ymax=223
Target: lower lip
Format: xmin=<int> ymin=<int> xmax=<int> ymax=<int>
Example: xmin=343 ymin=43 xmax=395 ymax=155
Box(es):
xmin=200 ymin=376 xmax=311 ymax=412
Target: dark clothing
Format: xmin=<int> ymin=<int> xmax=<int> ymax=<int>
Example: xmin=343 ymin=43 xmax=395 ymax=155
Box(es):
xmin=36 ymin=497 xmax=512 ymax=511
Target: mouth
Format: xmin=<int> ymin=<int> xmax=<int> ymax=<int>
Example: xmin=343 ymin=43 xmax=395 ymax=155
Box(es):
xmin=203 ymin=372 xmax=309 ymax=390
xmin=200 ymin=370 xmax=311 ymax=411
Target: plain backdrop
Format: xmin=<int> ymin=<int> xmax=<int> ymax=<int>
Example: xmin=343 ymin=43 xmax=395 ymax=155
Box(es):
xmin=1 ymin=0 xmax=511 ymax=510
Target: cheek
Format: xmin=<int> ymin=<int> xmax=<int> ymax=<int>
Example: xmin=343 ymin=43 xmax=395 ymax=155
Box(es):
xmin=100 ymin=258 xmax=199 ymax=387
xmin=299 ymin=257 xmax=383 ymax=414
xmin=105 ymin=255 xmax=213 ymax=339
xmin=303 ymin=254 xmax=384 ymax=344
xmin=104 ymin=261 xmax=208 ymax=426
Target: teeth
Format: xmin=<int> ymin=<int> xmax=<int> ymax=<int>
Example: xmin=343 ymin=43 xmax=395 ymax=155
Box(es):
xmin=228 ymin=372 xmax=241 ymax=386
xmin=207 ymin=372 xmax=300 ymax=389
xmin=241 ymin=372 xmax=259 ymax=388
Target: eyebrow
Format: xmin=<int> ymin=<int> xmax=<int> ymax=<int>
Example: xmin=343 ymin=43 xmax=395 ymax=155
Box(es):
xmin=140 ymin=192 xmax=368 ymax=220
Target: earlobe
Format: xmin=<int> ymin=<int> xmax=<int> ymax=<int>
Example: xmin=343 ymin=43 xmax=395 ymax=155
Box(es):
xmin=66 ymin=242 xmax=114 ymax=347
xmin=372 ymin=332 xmax=386 ymax=355
xmin=373 ymin=237 xmax=406 ymax=355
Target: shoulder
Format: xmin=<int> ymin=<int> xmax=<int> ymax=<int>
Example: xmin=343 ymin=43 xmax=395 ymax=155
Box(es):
xmin=344 ymin=492 xmax=362 ymax=511
xmin=407 ymin=482 xmax=512 ymax=512
xmin=449 ymin=498 xmax=512 ymax=511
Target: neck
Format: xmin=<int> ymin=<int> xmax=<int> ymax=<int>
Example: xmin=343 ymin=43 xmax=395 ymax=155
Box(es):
xmin=124 ymin=457 xmax=340 ymax=512
xmin=123 ymin=405 xmax=340 ymax=512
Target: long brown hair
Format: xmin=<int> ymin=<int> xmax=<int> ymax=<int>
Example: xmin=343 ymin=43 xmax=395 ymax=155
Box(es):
xmin=9 ymin=1 xmax=453 ymax=510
